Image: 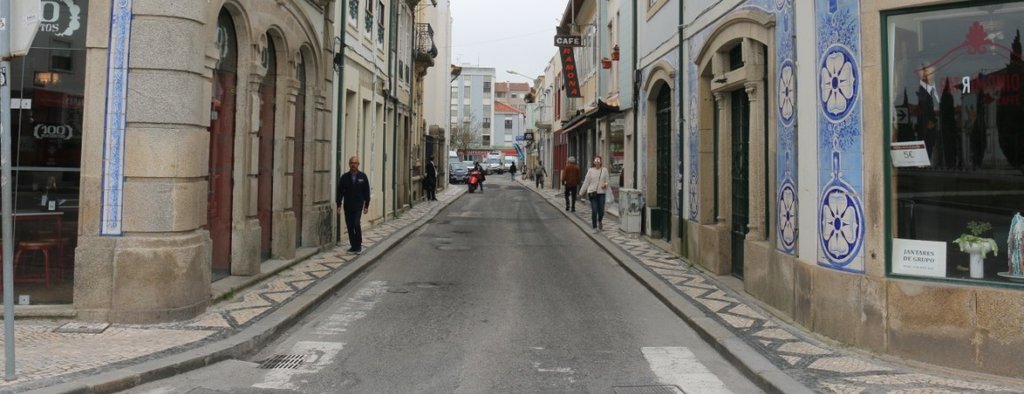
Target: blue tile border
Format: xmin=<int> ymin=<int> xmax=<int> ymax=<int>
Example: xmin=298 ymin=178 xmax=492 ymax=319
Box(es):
xmin=100 ymin=0 xmax=134 ymax=236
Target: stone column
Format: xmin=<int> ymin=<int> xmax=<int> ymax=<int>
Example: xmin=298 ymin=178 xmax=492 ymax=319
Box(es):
xmin=74 ymin=0 xmax=212 ymax=323
xmin=713 ymin=91 xmax=730 ymax=224
xmin=745 ymin=81 xmax=766 ymax=241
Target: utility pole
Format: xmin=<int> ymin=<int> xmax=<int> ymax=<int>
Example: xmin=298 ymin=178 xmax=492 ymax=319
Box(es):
xmin=0 ymin=0 xmax=16 ymax=379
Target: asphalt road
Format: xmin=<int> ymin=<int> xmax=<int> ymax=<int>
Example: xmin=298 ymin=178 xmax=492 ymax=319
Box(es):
xmin=125 ymin=177 xmax=762 ymax=394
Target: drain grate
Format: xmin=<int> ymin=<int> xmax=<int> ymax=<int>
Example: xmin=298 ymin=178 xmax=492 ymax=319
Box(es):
xmin=612 ymin=386 xmax=685 ymax=394
xmin=258 ymin=354 xmax=306 ymax=369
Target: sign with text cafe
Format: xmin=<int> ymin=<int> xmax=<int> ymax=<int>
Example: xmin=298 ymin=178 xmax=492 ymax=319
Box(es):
xmin=555 ymin=34 xmax=582 ymax=97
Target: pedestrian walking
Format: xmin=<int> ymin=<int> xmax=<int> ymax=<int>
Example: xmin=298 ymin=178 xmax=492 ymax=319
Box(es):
xmin=473 ymin=162 xmax=486 ymax=192
xmin=424 ymin=156 xmax=437 ymax=201
xmin=535 ymin=161 xmax=547 ymax=189
xmin=579 ymin=155 xmax=610 ymax=233
xmin=337 ymin=156 xmax=371 ymax=254
xmin=509 ymin=162 xmax=517 ymax=181
xmin=561 ymin=156 xmax=581 ymax=212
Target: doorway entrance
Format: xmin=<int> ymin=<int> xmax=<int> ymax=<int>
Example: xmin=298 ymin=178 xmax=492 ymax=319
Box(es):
xmin=730 ymin=89 xmax=750 ymax=278
xmin=653 ymin=85 xmax=672 ymax=241
xmin=209 ymin=9 xmax=238 ymax=279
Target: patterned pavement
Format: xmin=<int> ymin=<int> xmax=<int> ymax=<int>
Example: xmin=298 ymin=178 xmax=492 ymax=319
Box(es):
xmin=0 ymin=187 xmax=462 ymax=392
xmin=519 ymin=180 xmax=1024 ymax=393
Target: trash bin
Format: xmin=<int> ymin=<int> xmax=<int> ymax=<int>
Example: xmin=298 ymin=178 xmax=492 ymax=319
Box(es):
xmin=618 ymin=189 xmax=643 ymax=233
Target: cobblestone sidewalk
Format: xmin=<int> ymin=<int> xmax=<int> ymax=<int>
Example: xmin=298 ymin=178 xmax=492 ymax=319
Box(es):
xmin=0 ymin=187 xmax=462 ymax=393
xmin=520 ymin=180 xmax=1024 ymax=393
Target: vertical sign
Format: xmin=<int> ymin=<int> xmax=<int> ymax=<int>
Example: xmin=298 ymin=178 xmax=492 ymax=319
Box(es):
xmin=559 ymin=47 xmax=581 ymax=98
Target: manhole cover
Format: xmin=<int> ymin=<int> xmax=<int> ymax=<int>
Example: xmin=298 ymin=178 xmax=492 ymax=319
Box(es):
xmin=54 ymin=322 xmax=110 ymax=334
xmin=613 ymin=386 xmax=684 ymax=394
xmin=437 ymin=245 xmax=471 ymax=251
xmin=405 ymin=281 xmax=444 ymax=289
xmin=258 ymin=354 xmax=306 ymax=369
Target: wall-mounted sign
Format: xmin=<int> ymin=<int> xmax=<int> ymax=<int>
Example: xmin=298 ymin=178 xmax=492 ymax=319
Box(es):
xmin=892 ymin=238 xmax=947 ymax=278
xmin=554 ymin=34 xmax=582 ymax=47
xmin=515 ymin=135 xmax=524 ymax=141
xmin=559 ymin=47 xmax=581 ymax=98
xmin=890 ymin=141 xmax=930 ymax=167
xmin=523 ymin=132 xmax=534 ymax=141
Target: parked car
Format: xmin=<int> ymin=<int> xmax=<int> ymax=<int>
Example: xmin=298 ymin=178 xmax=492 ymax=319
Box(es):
xmin=449 ymin=162 xmax=469 ymax=184
xmin=484 ymin=158 xmax=503 ymax=174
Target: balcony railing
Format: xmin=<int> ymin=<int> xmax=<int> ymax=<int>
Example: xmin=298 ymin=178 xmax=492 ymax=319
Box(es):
xmin=415 ymin=23 xmax=438 ymax=64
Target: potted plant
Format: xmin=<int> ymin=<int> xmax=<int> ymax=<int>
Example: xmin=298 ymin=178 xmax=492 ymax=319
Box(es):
xmin=953 ymin=221 xmax=999 ymax=279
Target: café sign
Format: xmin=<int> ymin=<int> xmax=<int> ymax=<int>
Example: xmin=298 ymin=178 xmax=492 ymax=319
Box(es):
xmin=40 ymin=0 xmax=82 ymax=37
xmin=554 ymin=34 xmax=582 ymax=47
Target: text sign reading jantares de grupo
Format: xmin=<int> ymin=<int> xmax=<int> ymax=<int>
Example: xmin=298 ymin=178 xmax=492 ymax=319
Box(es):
xmin=892 ymin=238 xmax=947 ymax=278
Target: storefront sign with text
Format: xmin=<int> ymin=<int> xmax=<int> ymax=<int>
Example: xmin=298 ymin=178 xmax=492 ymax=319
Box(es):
xmin=892 ymin=238 xmax=947 ymax=278
xmin=559 ymin=47 xmax=581 ymax=97
xmin=890 ymin=141 xmax=930 ymax=167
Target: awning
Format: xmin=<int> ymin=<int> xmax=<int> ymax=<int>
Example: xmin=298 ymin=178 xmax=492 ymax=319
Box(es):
xmin=554 ymin=116 xmax=589 ymax=135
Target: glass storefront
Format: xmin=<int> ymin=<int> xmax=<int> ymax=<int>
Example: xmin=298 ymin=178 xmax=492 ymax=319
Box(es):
xmin=886 ymin=1 xmax=1024 ymax=285
xmin=9 ymin=0 xmax=88 ymax=304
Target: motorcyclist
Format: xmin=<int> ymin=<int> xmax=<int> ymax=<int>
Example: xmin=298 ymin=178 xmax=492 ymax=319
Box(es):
xmin=472 ymin=162 xmax=486 ymax=193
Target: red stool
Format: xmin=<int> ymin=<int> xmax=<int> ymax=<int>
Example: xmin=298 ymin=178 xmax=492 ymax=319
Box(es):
xmin=14 ymin=241 xmax=57 ymax=288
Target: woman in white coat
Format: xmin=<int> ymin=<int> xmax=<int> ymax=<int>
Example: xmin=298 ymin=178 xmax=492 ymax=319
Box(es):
xmin=578 ymin=155 xmax=610 ymax=232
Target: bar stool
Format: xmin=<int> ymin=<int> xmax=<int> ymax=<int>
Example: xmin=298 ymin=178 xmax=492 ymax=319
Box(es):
xmin=14 ymin=240 xmax=58 ymax=288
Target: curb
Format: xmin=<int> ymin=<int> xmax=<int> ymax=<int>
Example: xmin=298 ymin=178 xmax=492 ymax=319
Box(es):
xmin=518 ymin=180 xmax=810 ymax=394
xmin=32 ymin=191 xmax=465 ymax=394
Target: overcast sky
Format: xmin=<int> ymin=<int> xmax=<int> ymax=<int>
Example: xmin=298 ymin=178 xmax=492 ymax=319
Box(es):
xmin=449 ymin=0 xmax=567 ymax=82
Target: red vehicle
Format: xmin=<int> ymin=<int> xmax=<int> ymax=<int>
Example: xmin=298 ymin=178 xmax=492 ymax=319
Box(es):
xmin=467 ymin=168 xmax=482 ymax=193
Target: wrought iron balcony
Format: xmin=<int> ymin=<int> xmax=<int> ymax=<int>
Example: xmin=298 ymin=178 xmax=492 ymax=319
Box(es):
xmin=415 ymin=23 xmax=438 ymax=66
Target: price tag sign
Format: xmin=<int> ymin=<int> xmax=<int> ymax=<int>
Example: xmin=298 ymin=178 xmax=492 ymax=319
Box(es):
xmin=890 ymin=141 xmax=931 ymax=167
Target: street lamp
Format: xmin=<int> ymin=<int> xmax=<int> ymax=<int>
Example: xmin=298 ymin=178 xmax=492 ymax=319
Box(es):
xmin=506 ymin=69 xmax=534 ymax=80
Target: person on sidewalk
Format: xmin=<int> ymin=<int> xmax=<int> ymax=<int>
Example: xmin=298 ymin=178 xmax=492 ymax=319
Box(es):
xmin=562 ymin=156 xmax=581 ymax=212
xmin=534 ymin=161 xmax=548 ymax=189
xmin=509 ymin=162 xmax=517 ymax=181
xmin=337 ymin=156 xmax=371 ymax=254
xmin=579 ymin=155 xmax=610 ymax=233
xmin=424 ymin=156 xmax=437 ymax=201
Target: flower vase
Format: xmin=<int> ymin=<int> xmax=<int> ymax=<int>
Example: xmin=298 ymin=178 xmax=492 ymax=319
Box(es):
xmin=962 ymin=242 xmax=991 ymax=279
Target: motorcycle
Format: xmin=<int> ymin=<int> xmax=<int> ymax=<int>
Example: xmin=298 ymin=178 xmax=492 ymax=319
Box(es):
xmin=467 ymin=169 xmax=482 ymax=193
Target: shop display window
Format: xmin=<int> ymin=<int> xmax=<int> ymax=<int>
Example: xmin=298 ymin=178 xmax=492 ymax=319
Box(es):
xmin=885 ymin=1 xmax=1024 ymax=286
xmin=7 ymin=1 xmax=88 ymax=304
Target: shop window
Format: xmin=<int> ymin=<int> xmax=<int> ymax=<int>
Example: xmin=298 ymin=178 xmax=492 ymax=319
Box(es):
xmin=886 ymin=2 xmax=1024 ymax=286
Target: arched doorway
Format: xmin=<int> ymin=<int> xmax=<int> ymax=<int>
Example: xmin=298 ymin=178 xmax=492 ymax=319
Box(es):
xmin=257 ymin=34 xmax=278 ymax=260
xmin=653 ymin=85 xmax=672 ymax=241
xmin=208 ymin=9 xmax=238 ymax=280
xmin=293 ymin=51 xmax=307 ymax=247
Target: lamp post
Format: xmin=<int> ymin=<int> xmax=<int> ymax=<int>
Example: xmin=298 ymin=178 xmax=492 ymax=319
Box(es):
xmin=506 ymin=69 xmax=534 ymax=81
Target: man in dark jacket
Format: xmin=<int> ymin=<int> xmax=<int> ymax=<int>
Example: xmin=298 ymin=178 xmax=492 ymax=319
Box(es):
xmin=424 ymin=156 xmax=437 ymax=201
xmin=562 ymin=156 xmax=581 ymax=212
xmin=337 ymin=156 xmax=371 ymax=254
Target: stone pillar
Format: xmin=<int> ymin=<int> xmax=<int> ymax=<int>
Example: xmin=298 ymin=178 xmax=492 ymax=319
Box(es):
xmin=713 ymin=91 xmax=730 ymax=224
xmin=74 ymin=0 xmax=212 ymax=323
xmin=273 ymin=77 xmax=300 ymax=259
xmin=745 ymin=81 xmax=766 ymax=240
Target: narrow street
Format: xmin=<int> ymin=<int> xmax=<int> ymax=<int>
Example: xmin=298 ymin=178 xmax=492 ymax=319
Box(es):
xmin=124 ymin=177 xmax=761 ymax=393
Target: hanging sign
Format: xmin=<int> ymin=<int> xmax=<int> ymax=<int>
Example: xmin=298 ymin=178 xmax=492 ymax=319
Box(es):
xmin=890 ymin=141 xmax=930 ymax=167
xmin=554 ymin=34 xmax=582 ymax=47
xmin=559 ymin=47 xmax=581 ymax=98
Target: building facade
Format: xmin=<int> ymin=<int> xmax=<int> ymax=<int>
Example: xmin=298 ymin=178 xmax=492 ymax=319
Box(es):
xmin=15 ymin=0 xmax=339 ymax=323
xmin=450 ymin=65 xmax=495 ymax=157
xmin=493 ymin=101 xmax=525 ymax=150
xmin=537 ymin=0 xmax=1024 ymax=380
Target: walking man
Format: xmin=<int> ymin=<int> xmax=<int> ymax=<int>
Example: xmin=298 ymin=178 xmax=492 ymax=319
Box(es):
xmin=337 ymin=156 xmax=371 ymax=254
xmin=562 ymin=156 xmax=581 ymax=212
xmin=509 ymin=162 xmax=517 ymax=181
xmin=424 ymin=156 xmax=437 ymax=201
xmin=535 ymin=161 xmax=548 ymax=189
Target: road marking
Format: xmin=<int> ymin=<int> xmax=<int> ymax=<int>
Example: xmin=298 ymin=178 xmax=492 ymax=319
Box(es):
xmin=253 ymin=281 xmax=388 ymax=390
xmin=641 ymin=347 xmax=732 ymax=394
xmin=313 ymin=280 xmax=388 ymax=336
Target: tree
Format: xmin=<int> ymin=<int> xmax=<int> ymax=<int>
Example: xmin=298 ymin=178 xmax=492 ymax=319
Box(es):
xmin=450 ymin=115 xmax=480 ymax=158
